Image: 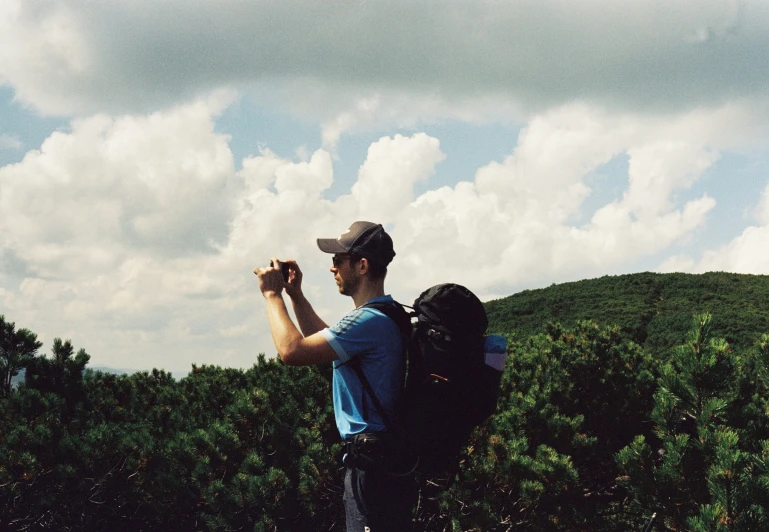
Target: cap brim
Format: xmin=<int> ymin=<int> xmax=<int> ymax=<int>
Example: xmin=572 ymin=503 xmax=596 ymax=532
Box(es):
xmin=317 ymin=238 xmax=348 ymax=254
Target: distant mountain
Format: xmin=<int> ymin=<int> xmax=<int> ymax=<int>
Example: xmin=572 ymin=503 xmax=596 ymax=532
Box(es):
xmin=485 ymin=272 xmax=769 ymax=357
xmin=89 ymin=366 xmax=132 ymax=375
xmin=87 ymin=366 xmax=190 ymax=380
xmin=11 ymin=366 xmax=189 ymax=387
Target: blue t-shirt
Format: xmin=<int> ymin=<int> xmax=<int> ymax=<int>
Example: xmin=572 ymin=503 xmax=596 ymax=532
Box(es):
xmin=320 ymin=295 xmax=405 ymax=440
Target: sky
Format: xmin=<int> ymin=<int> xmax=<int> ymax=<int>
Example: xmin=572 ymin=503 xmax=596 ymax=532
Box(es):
xmin=2 ymin=0 xmax=769 ymax=374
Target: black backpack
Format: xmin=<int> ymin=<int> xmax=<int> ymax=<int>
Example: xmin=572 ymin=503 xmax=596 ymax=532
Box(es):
xmin=355 ymin=283 xmax=506 ymax=479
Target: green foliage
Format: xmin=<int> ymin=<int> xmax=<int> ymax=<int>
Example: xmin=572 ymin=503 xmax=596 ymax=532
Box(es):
xmin=616 ymin=315 xmax=769 ymax=531
xmin=422 ymin=320 xmax=657 ymax=531
xmin=0 ymin=314 xmax=43 ymax=398
xmin=3 ymin=272 xmax=769 ymax=530
xmin=486 ymin=272 xmax=769 ymax=358
xmin=1 ymin=353 xmax=341 ymax=531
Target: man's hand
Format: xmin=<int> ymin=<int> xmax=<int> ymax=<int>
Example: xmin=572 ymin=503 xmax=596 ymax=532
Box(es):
xmin=282 ymin=260 xmax=303 ymax=299
xmin=253 ymin=258 xmax=337 ymax=366
xmin=254 ymin=257 xmax=286 ymax=298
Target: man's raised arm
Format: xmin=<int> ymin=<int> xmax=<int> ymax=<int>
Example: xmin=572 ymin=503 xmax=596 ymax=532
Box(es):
xmin=255 ymin=259 xmax=336 ymax=366
xmin=282 ymin=260 xmax=329 ymax=336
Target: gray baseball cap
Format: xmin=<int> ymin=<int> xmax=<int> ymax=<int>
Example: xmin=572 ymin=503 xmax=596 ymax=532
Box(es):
xmin=317 ymin=221 xmax=395 ymax=267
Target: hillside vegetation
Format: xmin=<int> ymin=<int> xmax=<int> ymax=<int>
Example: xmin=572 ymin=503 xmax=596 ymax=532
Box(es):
xmin=2 ymin=272 xmax=769 ymax=531
xmin=486 ymin=271 xmax=769 ymax=355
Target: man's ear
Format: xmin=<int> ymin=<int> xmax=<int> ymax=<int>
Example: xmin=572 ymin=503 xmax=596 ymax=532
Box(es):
xmin=357 ymin=257 xmax=370 ymax=275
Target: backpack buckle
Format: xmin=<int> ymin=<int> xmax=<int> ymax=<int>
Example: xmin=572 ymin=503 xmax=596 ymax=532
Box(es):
xmin=427 ymin=328 xmax=452 ymax=342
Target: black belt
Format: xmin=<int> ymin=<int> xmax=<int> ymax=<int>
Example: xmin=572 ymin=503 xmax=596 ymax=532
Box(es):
xmin=342 ymin=432 xmax=417 ymax=475
xmin=343 ymin=432 xmax=390 ymax=467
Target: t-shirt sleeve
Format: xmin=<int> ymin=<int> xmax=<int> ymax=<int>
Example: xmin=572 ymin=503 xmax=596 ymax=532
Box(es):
xmin=321 ymin=308 xmax=382 ymax=363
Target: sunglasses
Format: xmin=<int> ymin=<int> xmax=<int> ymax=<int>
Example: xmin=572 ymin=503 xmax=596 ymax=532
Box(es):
xmin=332 ymin=254 xmax=352 ymax=268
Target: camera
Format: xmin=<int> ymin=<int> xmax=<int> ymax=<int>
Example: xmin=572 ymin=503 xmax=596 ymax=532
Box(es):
xmin=270 ymin=260 xmax=290 ymax=281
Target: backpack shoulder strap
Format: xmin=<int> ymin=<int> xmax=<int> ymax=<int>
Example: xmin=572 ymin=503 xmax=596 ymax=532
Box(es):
xmin=346 ymin=357 xmax=397 ymax=433
xmin=342 ymin=300 xmax=413 ymax=434
xmin=360 ymin=300 xmax=413 ymax=342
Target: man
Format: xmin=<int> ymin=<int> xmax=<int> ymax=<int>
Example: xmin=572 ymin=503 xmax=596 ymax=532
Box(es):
xmin=254 ymin=221 xmax=413 ymax=531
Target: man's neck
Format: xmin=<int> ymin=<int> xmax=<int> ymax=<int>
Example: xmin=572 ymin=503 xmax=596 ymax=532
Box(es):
xmin=351 ymin=281 xmax=386 ymax=309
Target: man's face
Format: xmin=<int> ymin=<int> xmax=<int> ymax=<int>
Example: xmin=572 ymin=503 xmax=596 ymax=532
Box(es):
xmin=330 ymin=254 xmax=360 ymax=296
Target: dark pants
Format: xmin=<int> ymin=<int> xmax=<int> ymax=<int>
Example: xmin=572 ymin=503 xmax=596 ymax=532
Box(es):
xmin=343 ymin=466 xmax=414 ymax=532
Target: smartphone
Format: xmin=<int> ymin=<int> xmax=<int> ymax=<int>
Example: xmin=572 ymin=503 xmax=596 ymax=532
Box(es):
xmin=270 ymin=260 xmax=290 ymax=281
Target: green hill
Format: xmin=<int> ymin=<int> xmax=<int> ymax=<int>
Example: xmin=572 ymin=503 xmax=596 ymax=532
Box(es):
xmin=485 ymin=271 xmax=769 ymax=355
xmin=4 ymin=274 xmax=769 ymax=530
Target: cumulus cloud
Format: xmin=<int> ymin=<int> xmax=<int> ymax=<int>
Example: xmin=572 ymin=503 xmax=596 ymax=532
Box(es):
xmin=0 ymin=93 xmax=236 ymax=277
xmin=350 ymin=133 xmax=444 ymax=222
xmin=2 ymin=0 xmax=769 ymax=377
xmin=1 ymin=91 xmax=767 ymax=371
xmin=0 ymin=95 xmax=245 ymax=369
xmin=665 ymin=224 xmax=769 ymax=274
xmin=756 ymin=180 xmax=769 ymax=226
xmin=386 ymin=105 xmax=730 ymax=293
xmin=2 ymin=0 xmax=769 ymax=120
xmin=661 ymin=177 xmax=769 ymax=275
xmin=321 ymin=97 xmax=383 ymax=152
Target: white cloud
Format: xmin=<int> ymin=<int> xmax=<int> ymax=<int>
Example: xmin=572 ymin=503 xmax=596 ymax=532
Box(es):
xmin=755 ymin=180 xmax=769 ymax=226
xmin=0 ymin=96 xmax=247 ymax=370
xmin=658 ymin=254 xmax=697 ymax=273
xmin=0 ymin=133 xmax=23 ymax=150
xmin=1 ymin=94 xmax=767 ymax=371
xmin=321 ymin=97 xmax=382 ymax=152
xmin=350 ymin=133 xmax=445 ymax=223
xmin=0 ymin=0 xmax=768 ymax=378
xmin=679 ymin=225 xmax=769 ymax=274
xmin=2 ymin=0 xmax=769 ymax=120
xmin=623 ymin=143 xmax=719 ymax=218
xmin=384 ymin=103 xmax=748 ymax=295
xmin=663 ymin=178 xmax=769 ymax=275
xmin=0 ymin=1 xmax=91 ymax=112
xmin=0 ymin=93 xmax=236 ymax=278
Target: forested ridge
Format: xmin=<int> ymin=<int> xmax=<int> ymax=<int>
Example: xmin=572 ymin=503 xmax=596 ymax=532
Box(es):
xmin=2 ymin=272 xmax=769 ymax=531
xmin=486 ymin=271 xmax=769 ymax=356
